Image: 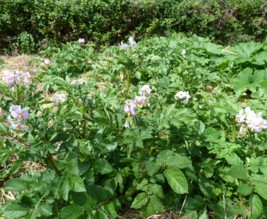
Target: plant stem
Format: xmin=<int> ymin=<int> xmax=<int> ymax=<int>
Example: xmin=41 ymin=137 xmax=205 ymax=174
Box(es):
xmin=82 ymin=104 xmax=86 ymax=137
xmin=178 ymin=194 xmax=188 ymax=217
xmin=46 ymin=152 xmax=62 ymax=176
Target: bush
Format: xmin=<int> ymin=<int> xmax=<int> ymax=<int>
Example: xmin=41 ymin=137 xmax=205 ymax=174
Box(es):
xmin=0 ymin=0 xmax=266 ymax=53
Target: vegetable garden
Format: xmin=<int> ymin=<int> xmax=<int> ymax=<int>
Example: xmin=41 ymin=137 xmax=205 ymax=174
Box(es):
xmin=1 ymin=0 xmax=267 ymax=218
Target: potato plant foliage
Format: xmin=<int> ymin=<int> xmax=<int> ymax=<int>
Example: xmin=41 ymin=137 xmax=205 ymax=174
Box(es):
xmin=1 ymin=34 xmax=267 ymax=218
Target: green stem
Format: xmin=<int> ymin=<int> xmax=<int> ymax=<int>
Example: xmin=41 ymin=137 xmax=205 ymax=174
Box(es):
xmin=126 ymin=70 xmax=131 ymax=95
xmin=81 ymin=104 xmax=86 ymax=137
xmin=46 ymin=152 xmax=62 ymax=176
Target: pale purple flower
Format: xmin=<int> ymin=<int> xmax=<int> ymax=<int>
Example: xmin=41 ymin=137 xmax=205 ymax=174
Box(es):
xmin=9 ymin=105 xmax=29 ymax=121
xmin=135 ymin=96 xmax=149 ymax=108
xmin=2 ymin=70 xmax=31 ymax=86
xmin=124 ymin=105 xmax=136 ymax=117
xmin=53 ymin=93 xmax=67 ymax=105
xmin=125 ymin=99 xmax=137 ymax=109
xmin=11 ymin=123 xmax=27 ymax=131
xmin=124 ymin=99 xmax=137 ymax=117
xmin=139 ymin=85 xmax=151 ymax=96
xmin=247 ymin=116 xmax=267 ymax=132
xmin=236 ymin=107 xmax=267 ymax=133
xmin=2 ymin=71 xmax=20 ymax=86
xmin=19 ymin=71 xmax=31 ymax=83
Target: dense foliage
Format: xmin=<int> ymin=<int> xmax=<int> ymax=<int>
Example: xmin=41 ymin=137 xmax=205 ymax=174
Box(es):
xmin=1 ymin=34 xmax=267 ymax=218
xmin=0 ymin=0 xmax=266 ymax=53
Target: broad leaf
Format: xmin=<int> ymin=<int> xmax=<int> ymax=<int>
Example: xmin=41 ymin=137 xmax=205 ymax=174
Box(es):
xmin=254 ymin=183 xmax=267 ymax=200
xmin=228 ymin=165 xmax=248 ymax=180
xmin=3 ymin=202 xmax=28 ymax=219
xmin=60 ymin=204 xmax=84 ymax=219
xmin=237 ymin=183 xmax=253 ymax=196
xmin=93 ymin=158 xmax=113 ymax=175
xmin=4 ymin=178 xmax=27 ymax=193
xmin=163 ymin=167 xmax=188 ymax=194
xmin=142 ymin=195 xmax=164 ymax=217
xmin=250 ymin=194 xmax=263 ymax=219
xmin=131 ymin=192 xmax=148 ymax=209
xmin=69 ymin=175 xmax=86 ymax=192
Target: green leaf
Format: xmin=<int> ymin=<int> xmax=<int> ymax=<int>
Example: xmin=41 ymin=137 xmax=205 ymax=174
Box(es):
xmin=38 ymin=203 xmax=53 ymax=217
xmin=3 ymin=202 xmax=28 ymax=219
xmin=4 ymin=178 xmax=27 ymax=193
xmin=60 ymin=204 xmax=84 ymax=219
xmin=163 ymin=167 xmax=188 ymax=194
xmin=198 ymin=178 xmax=216 ymax=198
xmin=59 ymin=178 xmax=71 ymax=201
xmin=144 ymin=160 xmax=161 ymax=176
xmin=69 ymin=175 xmax=86 ymax=192
xmin=66 ymin=158 xmax=79 ymax=175
xmin=142 ymin=195 xmax=164 ymax=217
xmin=198 ymin=121 xmax=205 ymax=135
xmin=237 ymin=183 xmax=253 ymax=196
xmin=230 ymin=42 xmax=262 ymax=59
xmin=87 ymin=185 xmax=113 ymax=202
xmin=149 ymin=184 xmax=164 ymax=198
xmin=254 ymin=183 xmax=267 ymax=200
xmin=89 ymin=210 xmax=109 ymax=219
xmin=104 ymin=202 xmax=117 ymax=218
xmin=93 ymin=158 xmax=113 ymax=175
xmin=225 ymin=153 xmax=243 ymax=166
xmin=32 ymin=203 xmax=53 ymax=218
xmin=166 ymin=155 xmax=192 ymax=169
xmin=131 ymin=192 xmax=148 ymax=209
xmin=199 ymin=208 xmax=209 ymax=219
xmin=228 ymin=165 xmax=248 ymax=180
xmin=250 ymin=194 xmax=263 ymax=219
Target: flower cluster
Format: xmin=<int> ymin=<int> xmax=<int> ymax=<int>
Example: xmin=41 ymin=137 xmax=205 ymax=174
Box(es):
xmin=175 ymin=91 xmax=190 ymax=103
xmin=120 ymin=36 xmax=137 ymax=49
xmin=236 ymin=107 xmax=267 ymax=133
xmin=2 ymin=70 xmax=31 ymax=86
xmin=124 ymin=85 xmax=151 ymax=117
xmin=53 ymin=93 xmax=67 ymax=105
xmin=8 ymin=105 xmax=29 ymax=131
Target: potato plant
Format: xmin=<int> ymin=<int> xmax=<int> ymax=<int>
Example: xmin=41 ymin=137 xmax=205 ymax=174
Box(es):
xmin=1 ymin=34 xmax=267 ymax=218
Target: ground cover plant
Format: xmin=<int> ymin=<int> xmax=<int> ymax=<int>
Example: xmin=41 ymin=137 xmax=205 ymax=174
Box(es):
xmin=1 ymin=34 xmax=267 ymax=218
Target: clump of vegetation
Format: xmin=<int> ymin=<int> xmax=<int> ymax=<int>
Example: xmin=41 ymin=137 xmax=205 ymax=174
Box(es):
xmin=1 ymin=34 xmax=267 ymax=218
xmin=0 ymin=0 xmax=266 ymax=53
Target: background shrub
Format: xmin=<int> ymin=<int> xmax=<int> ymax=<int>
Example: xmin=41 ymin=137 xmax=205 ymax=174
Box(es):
xmin=0 ymin=0 xmax=266 ymax=53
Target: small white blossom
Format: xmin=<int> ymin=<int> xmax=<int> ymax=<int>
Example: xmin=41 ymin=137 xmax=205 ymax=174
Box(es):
xmin=44 ymin=59 xmax=51 ymax=65
xmin=78 ymin=38 xmax=85 ymax=43
xmin=181 ymin=49 xmax=186 ymax=57
xmin=120 ymin=36 xmax=137 ymax=49
xmin=175 ymin=91 xmax=190 ymax=103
